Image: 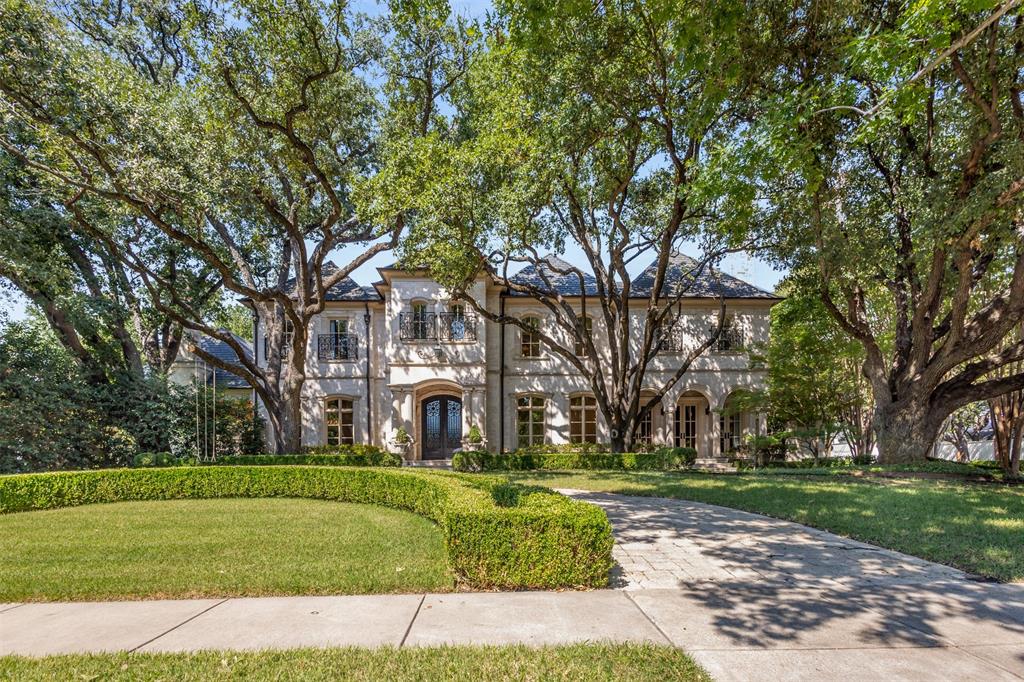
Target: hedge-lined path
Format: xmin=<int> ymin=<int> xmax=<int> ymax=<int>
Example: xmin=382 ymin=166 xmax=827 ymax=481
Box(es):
xmin=560 ymin=490 xmax=1024 ymax=681
xmin=4 ymin=491 xmax=1024 ymax=681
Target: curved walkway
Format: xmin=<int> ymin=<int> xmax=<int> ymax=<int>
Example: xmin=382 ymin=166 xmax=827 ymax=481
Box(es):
xmin=562 ymin=490 xmax=1024 ymax=681
xmin=2 ymin=491 xmax=1022 ymax=681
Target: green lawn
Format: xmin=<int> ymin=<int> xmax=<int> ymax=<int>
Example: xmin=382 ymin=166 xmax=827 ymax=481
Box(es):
xmin=509 ymin=471 xmax=1024 ymax=582
xmin=0 ymin=498 xmax=453 ymax=601
xmin=0 ymin=644 xmax=709 ymax=682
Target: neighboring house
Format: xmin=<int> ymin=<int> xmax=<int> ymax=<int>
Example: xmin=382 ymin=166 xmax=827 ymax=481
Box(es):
xmin=255 ymin=253 xmax=780 ymax=460
xmin=169 ymin=332 xmax=255 ymax=402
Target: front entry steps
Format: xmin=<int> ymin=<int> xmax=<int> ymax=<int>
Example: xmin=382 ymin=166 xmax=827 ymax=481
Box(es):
xmin=693 ymin=457 xmax=736 ymax=473
xmin=405 ymin=458 xmax=453 ymax=470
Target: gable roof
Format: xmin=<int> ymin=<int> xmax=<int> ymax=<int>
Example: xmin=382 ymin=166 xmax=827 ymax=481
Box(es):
xmin=507 ymin=256 xmax=601 ymax=297
xmin=629 ymin=253 xmax=779 ymax=300
xmin=193 ymin=333 xmax=254 ymax=389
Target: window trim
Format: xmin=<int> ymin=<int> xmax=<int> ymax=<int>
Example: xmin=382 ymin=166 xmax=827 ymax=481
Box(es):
xmin=519 ymin=316 xmax=542 ymax=359
xmin=515 ymin=394 xmax=547 ymax=448
xmin=574 ymin=315 xmax=593 ymax=356
xmin=324 ymin=395 xmax=357 ymax=446
xmin=569 ymin=394 xmax=598 ymax=444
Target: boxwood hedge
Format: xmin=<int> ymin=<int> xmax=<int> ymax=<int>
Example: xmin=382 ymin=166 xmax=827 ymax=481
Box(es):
xmin=452 ymin=447 xmax=698 ymax=472
xmin=0 ymin=466 xmax=612 ymax=590
xmin=215 ymin=451 xmax=403 ymax=467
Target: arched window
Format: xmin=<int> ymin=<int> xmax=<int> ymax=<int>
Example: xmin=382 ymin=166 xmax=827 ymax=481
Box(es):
xmin=574 ymin=316 xmax=593 ymax=356
xmin=520 ymin=316 xmax=541 ymax=358
xmin=325 ymin=397 xmax=355 ymax=445
xmin=569 ymin=395 xmax=597 ymax=443
xmin=516 ymin=395 xmax=546 ymax=448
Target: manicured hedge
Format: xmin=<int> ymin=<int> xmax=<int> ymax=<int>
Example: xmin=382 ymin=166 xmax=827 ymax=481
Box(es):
xmin=452 ymin=447 xmax=698 ymax=472
xmin=216 ymin=452 xmax=402 ymax=467
xmin=0 ymin=466 xmax=612 ymax=590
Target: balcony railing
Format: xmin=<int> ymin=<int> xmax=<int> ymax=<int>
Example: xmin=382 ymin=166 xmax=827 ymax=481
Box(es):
xmin=656 ymin=322 xmax=683 ymax=353
xmin=399 ymin=312 xmax=478 ymax=343
xmin=317 ymin=333 xmax=358 ymax=361
xmin=715 ymin=326 xmax=745 ymax=352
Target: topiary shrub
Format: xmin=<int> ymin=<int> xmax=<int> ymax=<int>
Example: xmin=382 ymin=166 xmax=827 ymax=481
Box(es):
xmin=0 ymin=466 xmax=613 ymax=590
xmin=452 ymin=448 xmax=699 ymax=472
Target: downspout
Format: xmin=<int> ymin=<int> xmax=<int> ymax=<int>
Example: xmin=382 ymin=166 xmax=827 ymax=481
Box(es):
xmin=499 ymin=291 xmax=506 ymax=452
xmin=364 ymin=302 xmax=372 ymax=447
xmin=251 ymin=309 xmax=259 ymax=418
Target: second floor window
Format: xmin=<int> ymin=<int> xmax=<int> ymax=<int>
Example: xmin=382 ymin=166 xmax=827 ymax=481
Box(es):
xmin=521 ymin=316 xmax=541 ymax=358
xmin=263 ymin=317 xmax=295 ymax=361
xmin=574 ymin=316 xmax=593 ymax=356
xmin=447 ymin=304 xmax=466 ymax=341
xmin=569 ymin=395 xmax=597 ymax=443
xmin=716 ymin=316 xmax=744 ymax=352
xmin=412 ymin=303 xmax=430 ymax=340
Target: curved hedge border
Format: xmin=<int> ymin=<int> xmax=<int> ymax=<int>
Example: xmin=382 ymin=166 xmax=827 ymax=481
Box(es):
xmin=0 ymin=466 xmax=612 ymax=590
xmin=215 ymin=452 xmax=403 ymax=467
xmin=452 ymin=448 xmax=698 ymax=472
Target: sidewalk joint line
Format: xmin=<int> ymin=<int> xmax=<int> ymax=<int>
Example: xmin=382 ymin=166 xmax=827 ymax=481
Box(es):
xmin=623 ymin=591 xmax=673 ymax=646
xmin=0 ymin=603 xmax=26 ymax=614
xmin=399 ymin=594 xmax=426 ymax=648
xmin=129 ymin=598 xmax=230 ymax=653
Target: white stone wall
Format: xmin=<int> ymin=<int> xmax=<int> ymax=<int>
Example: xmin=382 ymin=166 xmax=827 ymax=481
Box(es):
xmin=256 ymin=272 xmax=774 ymax=457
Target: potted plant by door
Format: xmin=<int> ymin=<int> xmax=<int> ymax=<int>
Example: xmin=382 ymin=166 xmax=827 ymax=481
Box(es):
xmin=462 ymin=424 xmax=486 ymax=452
xmin=392 ymin=426 xmax=413 ymax=461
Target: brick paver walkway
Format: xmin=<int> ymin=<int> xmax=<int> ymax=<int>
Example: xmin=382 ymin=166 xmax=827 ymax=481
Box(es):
xmin=558 ymin=490 xmax=966 ymax=590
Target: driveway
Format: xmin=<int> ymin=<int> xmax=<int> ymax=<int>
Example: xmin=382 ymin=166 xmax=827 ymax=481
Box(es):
xmin=562 ymin=490 xmax=1024 ymax=681
xmin=2 ymin=491 xmax=1022 ymax=681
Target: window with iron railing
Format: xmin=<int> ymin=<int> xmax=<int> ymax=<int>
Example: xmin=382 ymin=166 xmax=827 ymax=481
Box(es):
xmin=318 ymin=333 xmax=358 ymax=361
xmin=398 ymin=310 xmax=478 ymax=342
xmin=716 ymin=321 xmax=745 ymax=352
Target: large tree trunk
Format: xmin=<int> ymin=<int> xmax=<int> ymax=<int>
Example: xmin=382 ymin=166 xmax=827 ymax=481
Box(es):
xmin=874 ymin=398 xmax=945 ymax=464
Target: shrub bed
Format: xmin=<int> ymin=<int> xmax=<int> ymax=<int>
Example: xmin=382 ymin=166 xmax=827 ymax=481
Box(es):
xmin=0 ymin=466 xmax=612 ymax=590
xmin=452 ymin=447 xmax=697 ymax=472
xmin=216 ymin=452 xmax=402 ymax=467
xmin=132 ymin=444 xmax=402 ymax=468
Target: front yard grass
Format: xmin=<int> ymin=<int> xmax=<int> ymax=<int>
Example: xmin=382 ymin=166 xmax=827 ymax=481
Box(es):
xmin=0 ymin=498 xmax=453 ymax=601
xmin=0 ymin=644 xmax=710 ymax=682
xmin=508 ymin=471 xmax=1024 ymax=582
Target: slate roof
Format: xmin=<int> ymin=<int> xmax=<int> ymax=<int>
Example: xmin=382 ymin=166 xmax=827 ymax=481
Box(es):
xmin=506 ymin=256 xmax=601 ymax=297
xmin=284 ymin=261 xmax=381 ymax=302
xmin=629 ymin=253 xmax=778 ymax=299
xmin=194 ymin=333 xmax=253 ymax=389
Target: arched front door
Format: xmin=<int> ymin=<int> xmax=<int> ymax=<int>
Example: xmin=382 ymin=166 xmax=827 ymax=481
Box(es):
xmin=421 ymin=395 xmax=462 ymax=460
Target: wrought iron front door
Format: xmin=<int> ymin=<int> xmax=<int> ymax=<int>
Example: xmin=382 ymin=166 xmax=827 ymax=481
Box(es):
xmin=421 ymin=395 xmax=462 ymax=459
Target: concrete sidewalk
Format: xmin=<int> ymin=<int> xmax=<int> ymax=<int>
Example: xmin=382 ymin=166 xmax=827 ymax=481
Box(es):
xmin=2 ymin=584 xmax=1023 ymax=680
xmin=3 ymin=492 xmax=1023 ymax=681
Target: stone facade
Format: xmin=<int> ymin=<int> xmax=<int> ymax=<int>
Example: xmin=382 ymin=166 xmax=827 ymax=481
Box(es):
xmin=254 ymin=259 xmax=779 ymax=459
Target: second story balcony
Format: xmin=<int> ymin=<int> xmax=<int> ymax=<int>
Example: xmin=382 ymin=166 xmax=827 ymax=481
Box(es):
xmin=318 ymin=333 xmax=358 ymax=361
xmin=399 ymin=312 xmax=478 ymax=343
